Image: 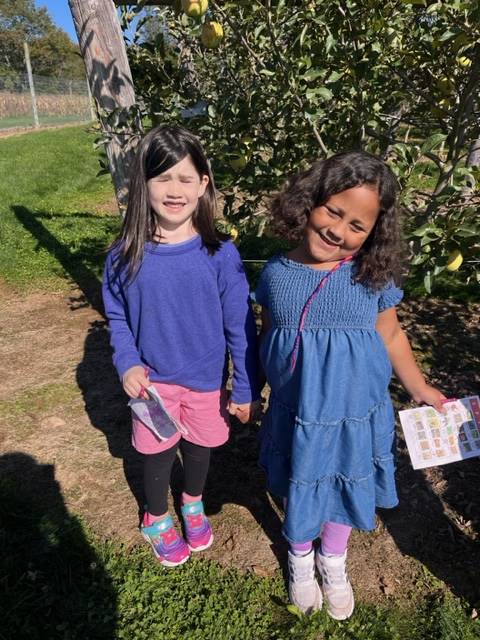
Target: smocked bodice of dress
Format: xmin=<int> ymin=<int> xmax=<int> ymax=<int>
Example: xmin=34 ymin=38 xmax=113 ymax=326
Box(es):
xmin=259 ymin=256 xmax=400 ymax=330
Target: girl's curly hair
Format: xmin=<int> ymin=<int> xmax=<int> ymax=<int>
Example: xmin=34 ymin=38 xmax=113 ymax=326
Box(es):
xmin=270 ymin=151 xmax=404 ymax=290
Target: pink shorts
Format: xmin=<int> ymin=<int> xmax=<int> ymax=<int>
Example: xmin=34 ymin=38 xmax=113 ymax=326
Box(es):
xmin=131 ymin=382 xmax=230 ymax=454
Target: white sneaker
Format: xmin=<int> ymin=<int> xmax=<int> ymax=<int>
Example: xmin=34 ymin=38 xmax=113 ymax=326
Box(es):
xmin=287 ymin=549 xmax=322 ymax=615
xmin=316 ymin=550 xmax=355 ymax=620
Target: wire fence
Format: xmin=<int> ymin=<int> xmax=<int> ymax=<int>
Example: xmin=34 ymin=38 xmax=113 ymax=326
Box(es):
xmin=0 ymin=73 xmax=95 ymax=131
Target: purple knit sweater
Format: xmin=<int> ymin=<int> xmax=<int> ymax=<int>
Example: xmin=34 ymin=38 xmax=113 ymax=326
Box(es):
xmin=102 ymin=235 xmax=258 ymax=404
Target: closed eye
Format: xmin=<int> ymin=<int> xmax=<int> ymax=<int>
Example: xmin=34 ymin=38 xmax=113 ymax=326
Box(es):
xmin=350 ymin=224 xmax=366 ymax=233
xmin=325 ymin=206 xmax=340 ymax=218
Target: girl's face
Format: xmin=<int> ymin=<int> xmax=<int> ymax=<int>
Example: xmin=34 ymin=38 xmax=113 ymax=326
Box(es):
xmin=301 ymin=184 xmax=380 ymax=267
xmin=147 ymin=154 xmax=209 ymax=235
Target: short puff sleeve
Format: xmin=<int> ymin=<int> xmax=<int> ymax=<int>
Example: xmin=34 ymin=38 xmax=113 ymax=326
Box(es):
xmin=378 ymin=281 xmax=404 ymax=312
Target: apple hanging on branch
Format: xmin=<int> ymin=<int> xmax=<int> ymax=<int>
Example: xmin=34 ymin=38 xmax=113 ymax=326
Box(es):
xmin=201 ymin=21 xmax=224 ymax=48
xmin=181 ymin=0 xmax=208 ymax=18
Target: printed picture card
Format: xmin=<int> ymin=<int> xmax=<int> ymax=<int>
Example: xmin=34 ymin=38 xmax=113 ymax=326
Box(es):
xmin=399 ymin=396 xmax=480 ymax=470
xmin=129 ymin=385 xmax=188 ymax=441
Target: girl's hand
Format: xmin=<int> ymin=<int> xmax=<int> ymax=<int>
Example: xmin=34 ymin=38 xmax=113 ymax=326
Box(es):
xmin=228 ymin=399 xmax=263 ymax=424
xmin=411 ymin=384 xmax=448 ymax=413
xmin=122 ymin=366 xmax=150 ymax=399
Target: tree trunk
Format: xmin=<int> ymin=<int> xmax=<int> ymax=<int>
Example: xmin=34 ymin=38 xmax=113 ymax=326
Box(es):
xmin=68 ymin=0 xmax=142 ymax=211
xmin=466 ymin=137 xmax=480 ymax=168
xmin=462 ymin=137 xmax=480 ymax=195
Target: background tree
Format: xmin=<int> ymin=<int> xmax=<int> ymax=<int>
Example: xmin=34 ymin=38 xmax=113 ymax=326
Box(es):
xmin=0 ymin=0 xmax=85 ymax=85
xmin=121 ymin=0 xmax=479 ymax=291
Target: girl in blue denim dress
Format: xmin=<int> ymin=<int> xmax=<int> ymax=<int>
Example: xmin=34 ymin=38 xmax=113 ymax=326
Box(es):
xmin=254 ymin=151 xmax=446 ymax=619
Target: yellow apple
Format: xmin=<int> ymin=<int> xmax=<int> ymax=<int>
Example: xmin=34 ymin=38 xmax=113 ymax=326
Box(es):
xmin=181 ymin=0 xmax=208 ymax=18
xmin=229 ymin=154 xmax=248 ymax=171
xmin=201 ymin=21 xmax=224 ymax=48
xmin=436 ymin=75 xmax=454 ymax=95
xmin=457 ymin=56 xmax=472 ymax=68
xmin=446 ymin=250 xmax=463 ymax=271
xmin=240 ymin=135 xmax=253 ymax=147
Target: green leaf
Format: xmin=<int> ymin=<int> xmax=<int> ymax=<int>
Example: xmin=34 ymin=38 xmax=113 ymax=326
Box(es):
xmin=254 ymin=24 xmax=266 ymax=40
xmin=421 ymin=133 xmax=447 ymax=154
xmin=299 ymin=23 xmax=308 ymax=49
xmin=411 ymin=253 xmax=428 ymax=265
xmin=317 ymin=86 xmax=333 ymax=100
xmin=303 ymin=68 xmax=325 ymax=82
xmin=286 ymin=604 xmax=303 ymax=619
xmin=454 ymin=227 xmax=478 ymax=237
xmin=325 ymin=33 xmax=336 ymax=53
xmin=438 ymin=30 xmax=457 ymax=42
xmin=327 ymin=70 xmax=342 ymax=83
xmin=411 ymin=223 xmax=434 ymax=237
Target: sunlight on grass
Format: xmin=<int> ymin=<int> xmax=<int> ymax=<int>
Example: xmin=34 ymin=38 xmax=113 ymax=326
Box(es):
xmin=0 ymin=126 xmax=120 ymax=292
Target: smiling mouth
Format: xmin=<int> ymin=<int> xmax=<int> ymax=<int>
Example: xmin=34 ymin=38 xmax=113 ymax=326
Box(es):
xmin=318 ymin=233 xmax=341 ymax=248
xmin=163 ymin=201 xmax=186 ymax=211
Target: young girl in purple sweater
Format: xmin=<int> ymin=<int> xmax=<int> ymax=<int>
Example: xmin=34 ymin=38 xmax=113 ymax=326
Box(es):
xmin=103 ymin=124 xmax=259 ymax=567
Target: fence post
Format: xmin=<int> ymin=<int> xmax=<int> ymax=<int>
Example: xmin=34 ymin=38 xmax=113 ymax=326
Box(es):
xmin=23 ymin=41 xmax=39 ymax=129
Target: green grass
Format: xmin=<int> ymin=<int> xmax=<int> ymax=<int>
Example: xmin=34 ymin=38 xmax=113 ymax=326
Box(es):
xmin=0 ymin=469 xmax=478 ymax=640
xmin=0 ymin=114 xmax=91 ymax=130
xmin=1 ymin=460 xmax=478 ymax=640
xmin=0 ymin=125 xmax=119 ymax=292
xmin=1 ymin=126 xmax=479 ymax=639
xmin=0 ymin=381 xmax=79 ymax=437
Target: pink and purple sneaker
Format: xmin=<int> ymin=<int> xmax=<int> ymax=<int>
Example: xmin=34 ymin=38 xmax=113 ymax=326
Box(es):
xmin=181 ymin=501 xmax=214 ymax=552
xmin=141 ymin=513 xmax=190 ymax=567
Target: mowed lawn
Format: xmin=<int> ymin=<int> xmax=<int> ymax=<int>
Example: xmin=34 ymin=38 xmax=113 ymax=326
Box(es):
xmin=0 ymin=126 xmax=479 ymax=640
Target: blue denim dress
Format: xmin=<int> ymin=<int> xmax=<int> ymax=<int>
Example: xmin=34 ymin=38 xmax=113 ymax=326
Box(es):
xmin=254 ymin=256 xmax=403 ymax=543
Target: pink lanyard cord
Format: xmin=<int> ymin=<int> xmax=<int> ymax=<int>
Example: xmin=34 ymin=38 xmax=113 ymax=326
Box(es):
xmin=289 ymin=256 xmax=353 ymax=372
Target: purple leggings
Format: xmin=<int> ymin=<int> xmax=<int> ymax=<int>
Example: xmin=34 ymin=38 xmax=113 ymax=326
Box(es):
xmin=290 ymin=521 xmax=352 ymax=556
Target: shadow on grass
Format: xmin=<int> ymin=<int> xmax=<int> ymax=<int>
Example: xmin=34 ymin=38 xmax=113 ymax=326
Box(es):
xmin=11 ymin=205 xmax=480 ymax=602
xmin=11 ymin=205 xmax=287 ymax=565
xmin=0 ymin=452 xmax=117 ymax=639
xmin=11 ymin=204 xmax=145 ymax=516
xmin=382 ymin=297 xmax=480 ymax=607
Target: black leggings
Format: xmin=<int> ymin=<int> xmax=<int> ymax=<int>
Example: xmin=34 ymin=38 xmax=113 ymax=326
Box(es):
xmin=144 ymin=440 xmax=211 ymax=515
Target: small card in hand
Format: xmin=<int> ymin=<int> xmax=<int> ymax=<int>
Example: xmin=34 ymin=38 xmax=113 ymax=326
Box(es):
xmin=129 ymin=385 xmax=188 ymax=441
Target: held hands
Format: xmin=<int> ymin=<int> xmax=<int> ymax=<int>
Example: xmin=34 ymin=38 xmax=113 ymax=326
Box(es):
xmin=411 ymin=383 xmax=448 ymax=413
xmin=228 ymin=399 xmax=263 ymax=424
xmin=122 ymin=365 xmax=150 ymax=399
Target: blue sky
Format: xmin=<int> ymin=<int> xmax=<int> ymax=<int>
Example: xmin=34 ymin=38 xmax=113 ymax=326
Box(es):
xmin=34 ymin=1 xmax=78 ymax=42
xmin=34 ymin=1 xmax=140 ymax=44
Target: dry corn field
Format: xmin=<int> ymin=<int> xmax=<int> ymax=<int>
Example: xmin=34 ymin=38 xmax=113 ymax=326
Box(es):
xmin=0 ymin=91 xmax=90 ymax=118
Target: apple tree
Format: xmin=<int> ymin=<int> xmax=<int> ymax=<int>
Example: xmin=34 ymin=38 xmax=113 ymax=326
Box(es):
xmin=123 ymin=0 xmax=479 ymax=291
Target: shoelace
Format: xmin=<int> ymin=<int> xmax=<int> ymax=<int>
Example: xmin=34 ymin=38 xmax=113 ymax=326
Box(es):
xmin=322 ymin=562 xmax=348 ymax=587
xmin=186 ymin=513 xmax=205 ymax=530
xmin=290 ymin=559 xmax=314 ymax=583
xmin=152 ymin=527 xmax=180 ymax=548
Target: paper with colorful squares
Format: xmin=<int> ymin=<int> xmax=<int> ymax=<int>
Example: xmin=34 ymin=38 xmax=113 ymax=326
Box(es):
xmin=399 ymin=396 xmax=480 ymax=469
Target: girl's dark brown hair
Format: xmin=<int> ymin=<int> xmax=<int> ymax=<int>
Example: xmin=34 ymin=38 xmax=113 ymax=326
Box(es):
xmin=112 ymin=124 xmax=222 ymax=281
xmin=270 ymin=151 xmax=404 ymax=290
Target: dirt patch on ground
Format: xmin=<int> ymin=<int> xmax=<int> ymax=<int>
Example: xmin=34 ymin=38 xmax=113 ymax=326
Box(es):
xmin=0 ymin=281 xmax=479 ymax=608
